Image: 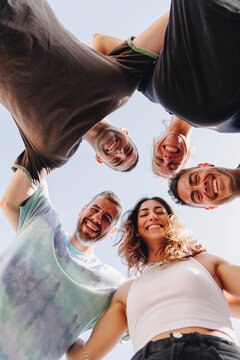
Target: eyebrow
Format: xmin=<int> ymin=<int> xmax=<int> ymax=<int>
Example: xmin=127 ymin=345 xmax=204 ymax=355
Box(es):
xmin=190 ymin=190 xmax=200 ymax=205
xmin=105 ymin=212 xmax=112 ymax=221
xmin=139 ymin=206 xmax=164 ymax=212
xmin=126 ymin=145 xmax=133 ymax=157
xmin=190 ymin=191 xmax=196 ymax=204
xmin=189 ymin=172 xmax=194 ymax=185
xmin=92 ymin=204 xmax=112 ymax=221
xmin=113 ymin=160 xmax=124 ymax=167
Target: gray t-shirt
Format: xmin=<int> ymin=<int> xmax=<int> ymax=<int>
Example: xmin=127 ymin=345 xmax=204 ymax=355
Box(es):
xmin=0 ymin=174 xmax=125 ymax=360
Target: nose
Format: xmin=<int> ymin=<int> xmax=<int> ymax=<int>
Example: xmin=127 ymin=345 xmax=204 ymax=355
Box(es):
xmin=149 ymin=211 xmax=158 ymax=221
xmin=194 ymin=181 xmax=208 ymax=193
xmin=164 ymin=153 xmax=173 ymax=162
xmin=115 ymin=148 xmax=123 ymax=155
xmin=92 ymin=212 xmax=101 ymax=224
xmin=115 ymin=148 xmax=126 ymax=160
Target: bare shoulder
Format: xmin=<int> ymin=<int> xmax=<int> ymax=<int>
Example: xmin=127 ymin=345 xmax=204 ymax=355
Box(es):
xmin=113 ymin=280 xmax=134 ymax=306
xmin=193 ymin=252 xmax=228 ymax=276
xmin=194 ymin=252 xmax=227 ymax=266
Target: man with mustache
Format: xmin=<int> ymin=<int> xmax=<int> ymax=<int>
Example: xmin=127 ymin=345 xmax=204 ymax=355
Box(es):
xmin=168 ymin=165 xmax=240 ymax=208
xmin=0 ymin=167 xmax=125 ymax=360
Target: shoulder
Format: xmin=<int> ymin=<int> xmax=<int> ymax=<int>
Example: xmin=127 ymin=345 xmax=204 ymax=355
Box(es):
xmin=113 ymin=280 xmax=134 ymax=306
xmin=193 ymin=252 xmax=228 ymax=275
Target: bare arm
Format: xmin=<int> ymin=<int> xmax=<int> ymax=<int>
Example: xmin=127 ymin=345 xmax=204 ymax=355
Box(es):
xmin=66 ymin=281 xmax=132 ymax=360
xmin=91 ymin=11 xmax=170 ymax=56
xmin=91 ymin=33 xmax=123 ymax=55
xmin=133 ymin=11 xmax=170 ymax=54
xmin=224 ymin=291 xmax=240 ymax=318
xmin=0 ymin=169 xmax=37 ymax=231
xmin=217 ymin=260 xmax=240 ymax=300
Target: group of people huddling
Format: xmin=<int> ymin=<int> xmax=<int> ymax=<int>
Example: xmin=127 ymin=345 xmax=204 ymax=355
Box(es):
xmin=0 ymin=0 xmax=240 ymax=359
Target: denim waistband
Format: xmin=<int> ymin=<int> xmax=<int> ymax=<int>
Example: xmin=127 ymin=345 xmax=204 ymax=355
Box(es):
xmin=133 ymin=332 xmax=237 ymax=359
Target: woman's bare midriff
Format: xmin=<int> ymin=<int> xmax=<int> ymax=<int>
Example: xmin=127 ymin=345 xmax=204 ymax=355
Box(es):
xmin=151 ymin=327 xmax=233 ymax=343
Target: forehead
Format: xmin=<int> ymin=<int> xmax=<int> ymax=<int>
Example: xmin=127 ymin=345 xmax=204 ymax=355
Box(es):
xmin=88 ymin=195 xmax=119 ymax=215
xmin=177 ymin=168 xmax=205 ymax=206
xmin=139 ymin=199 xmax=167 ymax=212
xmin=177 ymin=170 xmax=193 ymax=204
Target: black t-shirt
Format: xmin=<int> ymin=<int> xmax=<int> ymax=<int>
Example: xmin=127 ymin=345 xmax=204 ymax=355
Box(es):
xmin=139 ymin=0 xmax=240 ymax=133
xmin=0 ymin=0 xmax=155 ymax=181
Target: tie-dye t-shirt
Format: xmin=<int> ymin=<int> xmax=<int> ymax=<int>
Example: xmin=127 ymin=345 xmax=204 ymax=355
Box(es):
xmin=0 ymin=181 xmax=125 ymax=360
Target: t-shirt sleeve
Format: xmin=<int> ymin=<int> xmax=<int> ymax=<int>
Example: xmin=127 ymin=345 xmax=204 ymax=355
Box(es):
xmin=12 ymin=165 xmax=52 ymax=230
xmin=108 ymin=37 xmax=159 ymax=87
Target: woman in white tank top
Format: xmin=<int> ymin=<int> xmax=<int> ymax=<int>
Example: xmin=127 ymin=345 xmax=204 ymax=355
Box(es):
xmin=67 ymin=197 xmax=240 ymax=360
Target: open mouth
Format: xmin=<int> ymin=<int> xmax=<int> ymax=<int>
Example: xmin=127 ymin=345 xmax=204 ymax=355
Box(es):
xmin=146 ymin=224 xmax=163 ymax=230
xmin=164 ymin=145 xmax=180 ymax=154
xmin=212 ymin=176 xmax=218 ymax=198
xmin=106 ymin=138 xmax=119 ymax=153
xmin=84 ymin=220 xmax=101 ymax=234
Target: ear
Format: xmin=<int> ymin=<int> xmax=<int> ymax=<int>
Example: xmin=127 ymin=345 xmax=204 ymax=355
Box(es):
xmin=120 ymin=128 xmax=129 ymax=136
xmin=80 ymin=204 xmax=87 ymax=214
xmin=109 ymin=226 xmax=118 ymax=236
xmin=198 ymin=163 xmax=215 ymax=168
xmin=95 ymin=154 xmax=103 ymax=163
xmin=204 ymin=206 xmax=218 ymax=210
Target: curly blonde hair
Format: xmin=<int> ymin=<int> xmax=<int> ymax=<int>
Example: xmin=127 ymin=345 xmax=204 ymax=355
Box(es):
xmin=117 ymin=197 xmax=201 ymax=276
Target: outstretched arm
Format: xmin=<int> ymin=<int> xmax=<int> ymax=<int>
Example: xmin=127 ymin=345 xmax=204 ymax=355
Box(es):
xmin=92 ymin=11 xmax=170 ymax=56
xmin=91 ymin=33 xmax=123 ymax=54
xmin=67 ymin=281 xmax=131 ymax=360
xmin=0 ymin=169 xmax=38 ymax=231
xmin=224 ymin=291 xmax=240 ymax=318
xmin=217 ymin=260 xmax=240 ymax=301
xmin=133 ymin=11 xmax=170 ymax=54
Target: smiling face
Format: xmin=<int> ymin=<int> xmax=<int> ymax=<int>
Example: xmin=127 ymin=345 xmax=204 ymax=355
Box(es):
xmin=76 ymin=195 xmax=120 ymax=245
xmin=177 ymin=167 xmax=238 ymax=207
xmin=153 ymin=132 xmax=188 ymax=178
xmin=95 ymin=128 xmax=138 ymax=171
xmin=137 ymin=199 xmax=170 ymax=245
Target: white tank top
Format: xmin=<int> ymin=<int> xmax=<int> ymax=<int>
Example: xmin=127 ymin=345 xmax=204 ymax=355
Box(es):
xmin=127 ymin=257 xmax=237 ymax=353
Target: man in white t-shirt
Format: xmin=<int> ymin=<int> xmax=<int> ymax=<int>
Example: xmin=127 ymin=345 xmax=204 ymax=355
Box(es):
xmin=0 ymin=166 xmax=125 ymax=360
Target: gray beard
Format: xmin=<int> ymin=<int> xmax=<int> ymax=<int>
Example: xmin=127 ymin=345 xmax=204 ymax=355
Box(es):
xmin=75 ymin=228 xmax=98 ymax=247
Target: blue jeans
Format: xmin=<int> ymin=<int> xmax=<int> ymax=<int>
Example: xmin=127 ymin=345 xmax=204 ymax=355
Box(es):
xmin=132 ymin=333 xmax=240 ymax=360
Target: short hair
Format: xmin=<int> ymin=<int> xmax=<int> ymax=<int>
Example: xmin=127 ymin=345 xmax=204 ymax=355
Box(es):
xmin=168 ymin=168 xmax=193 ymax=205
xmin=89 ymin=190 xmax=122 ymax=222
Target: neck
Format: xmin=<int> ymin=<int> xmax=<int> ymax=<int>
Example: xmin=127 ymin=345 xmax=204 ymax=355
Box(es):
xmin=169 ymin=115 xmax=192 ymax=138
xmin=147 ymin=243 xmax=166 ymax=264
xmin=70 ymin=233 xmax=95 ymax=255
xmin=84 ymin=118 xmax=110 ymax=146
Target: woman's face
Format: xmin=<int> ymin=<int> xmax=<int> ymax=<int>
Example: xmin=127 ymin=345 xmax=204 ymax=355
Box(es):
xmin=153 ymin=132 xmax=188 ymax=178
xmin=137 ymin=200 xmax=170 ymax=244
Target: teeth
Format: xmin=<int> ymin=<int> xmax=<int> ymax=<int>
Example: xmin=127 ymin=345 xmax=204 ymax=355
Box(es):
xmin=147 ymin=224 xmax=162 ymax=230
xmin=213 ymin=178 xmax=218 ymax=196
xmin=165 ymin=145 xmax=177 ymax=153
xmin=107 ymin=140 xmax=118 ymax=151
xmin=85 ymin=221 xmax=98 ymax=232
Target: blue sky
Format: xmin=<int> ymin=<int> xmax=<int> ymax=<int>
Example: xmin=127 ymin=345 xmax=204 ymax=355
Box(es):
xmin=0 ymin=1 xmax=240 ymax=359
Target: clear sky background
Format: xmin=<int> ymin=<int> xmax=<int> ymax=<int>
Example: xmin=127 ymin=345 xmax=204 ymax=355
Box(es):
xmin=0 ymin=1 xmax=240 ymax=359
